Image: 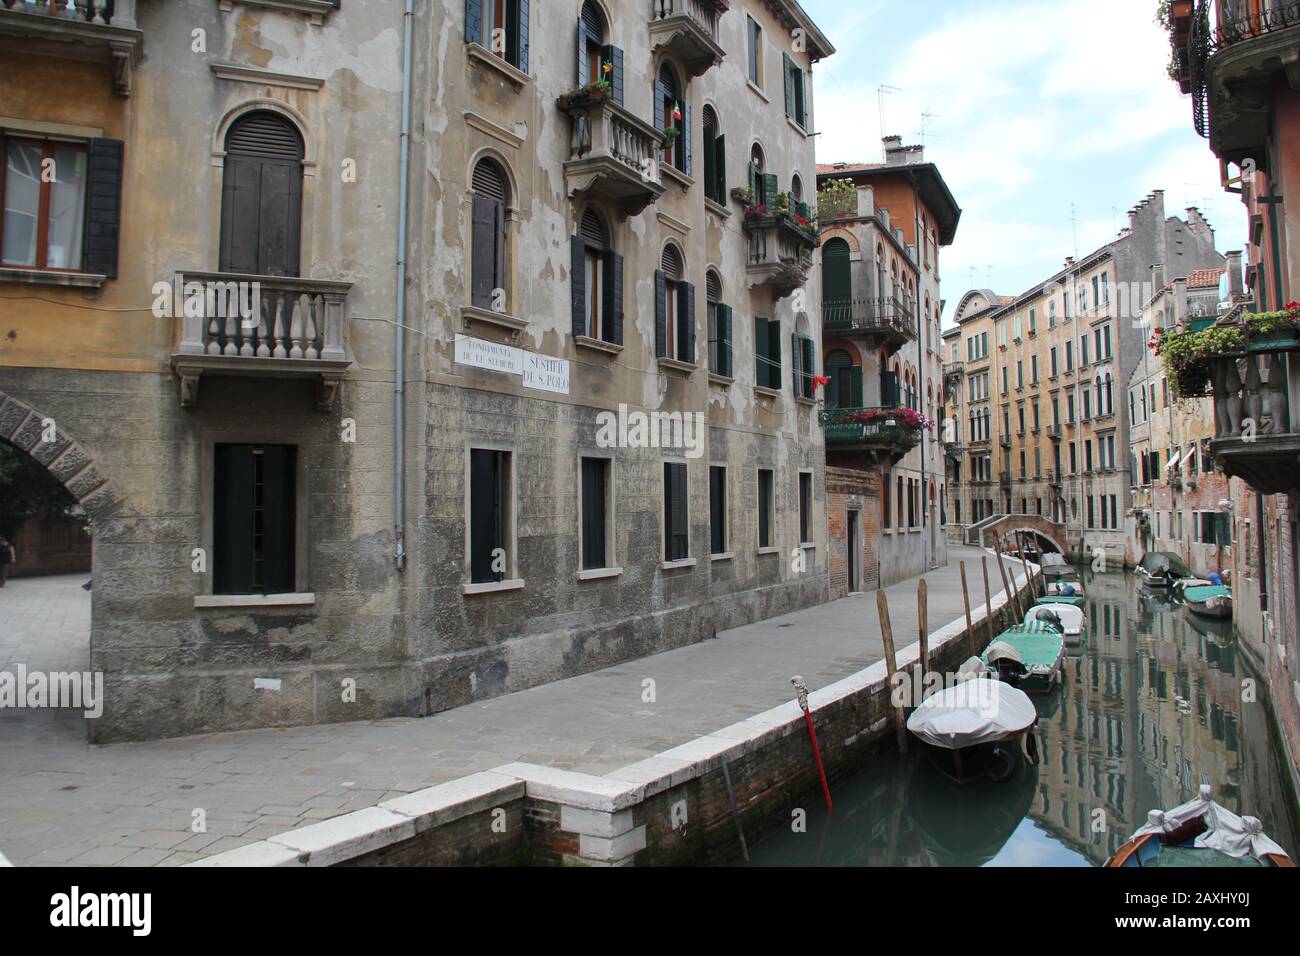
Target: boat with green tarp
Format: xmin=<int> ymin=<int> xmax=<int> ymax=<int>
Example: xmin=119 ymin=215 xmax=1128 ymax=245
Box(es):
xmin=980 ymin=622 xmax=1065 ymax=694
xmin=1183 ymin=583 xmax=1232 ymax=619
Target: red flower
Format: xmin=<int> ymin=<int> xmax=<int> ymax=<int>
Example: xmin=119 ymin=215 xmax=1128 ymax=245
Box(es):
xmin=812 ymin=375 xmax=830 ymax=390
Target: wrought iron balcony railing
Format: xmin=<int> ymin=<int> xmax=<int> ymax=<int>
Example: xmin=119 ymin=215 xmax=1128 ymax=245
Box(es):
xmin=822 ymin=297 xmax=918 ymax=346
xmin=819 ymin=406 xmax=924 ymax=458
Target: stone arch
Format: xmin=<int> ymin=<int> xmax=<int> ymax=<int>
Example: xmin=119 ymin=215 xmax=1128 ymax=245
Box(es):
xmin=0 ymin=390 xmax=122 ymax=519
xmin=819 ymin=226 xmax=860 ymax=255
xmin=212 ymin=97 xmax=317 ymax=171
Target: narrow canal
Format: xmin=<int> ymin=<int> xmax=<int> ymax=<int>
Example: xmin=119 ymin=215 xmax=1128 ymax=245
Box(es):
xmin=746 ymin=568 xmax=1300 ymax=866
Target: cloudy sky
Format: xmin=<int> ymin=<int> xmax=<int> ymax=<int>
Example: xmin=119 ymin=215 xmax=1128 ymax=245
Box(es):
xmin=802 ymin=0 xmax=1246 ymax=324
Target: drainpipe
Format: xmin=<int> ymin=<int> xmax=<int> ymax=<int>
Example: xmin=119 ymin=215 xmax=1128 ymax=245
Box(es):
xmin=394 ymin=0 xmax=414 ymax=571
xmin=909 ymin=170 xmax=932 ymax=569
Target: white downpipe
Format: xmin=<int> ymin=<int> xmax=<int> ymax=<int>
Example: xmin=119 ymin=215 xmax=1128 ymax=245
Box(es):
xmin=394 ymin=0 xmax=413 ymax=571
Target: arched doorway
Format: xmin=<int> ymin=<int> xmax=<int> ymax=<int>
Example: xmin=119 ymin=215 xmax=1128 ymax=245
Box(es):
xmin=0 ymin=390 xmax=121 ymax=741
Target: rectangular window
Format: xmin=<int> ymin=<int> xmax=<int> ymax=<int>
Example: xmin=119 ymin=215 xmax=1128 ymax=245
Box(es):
xmin=664 ymin=461 xmax=689 ymax=562
xmin=709 ymin=301 xmax=732 ymax=376
xmin=747 ymin=16 xmax=763 ymax=86
xmin=470 ymin=448 xmax=511 ymax=583
xmin=2 ymin=136 xmax=89 ymax=271
xmin=1065 ymin=341 xmax=1073 ymax=371
xmin=213 ymin=444 xmax=296 ymax=595
xmin=710 ymin=465 xmax=727 ymax=555
xmin=798 ymin=472 xmax=813 ymax=545
xmin=1031 ymin=355 xmax=1038 ymax=383
xmin=1050 ymin=347 xmax=1058 ymax=376
xmin=758 ymin=468 xmax=774 ymax=548
xmin=755 ymin=316 xmax=781 ymax=388
xmin=580 ymin=457 xmax=611 ymax=571
xmin=467 ymin=0 xmax=529 ymax=70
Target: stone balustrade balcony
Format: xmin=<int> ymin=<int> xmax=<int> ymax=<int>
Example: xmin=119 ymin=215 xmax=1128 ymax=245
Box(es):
xmin=1208 ymin=339 xmax=1300 ymax=494
xmin=170 ymin=271 xmax=353 ymax=410
xmin=0 ymin=0 xmax=143 ymax=95
xmin=746 ymin=215 xmax=815 ymax=300
xmin=560 ymin=94 xmax=666 ymax=218
xmin=648 ymin=0 xmax=725 ymax=77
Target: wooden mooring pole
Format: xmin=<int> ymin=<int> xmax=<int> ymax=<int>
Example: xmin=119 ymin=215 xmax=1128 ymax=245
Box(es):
xmin=917 ymin=578 xmax=929 ymax=701
xmin=958 ymin=562 xmax=975 ymax=649
xmin=995 ymin=541 xmax=1020 ymax=621
xmin=981 ymin=556 xmax=996 ymax=645
xmin=1017 ymin=534 xmax=1037 ymax=603
xmin=876 ymin=590 xmax=907 ymax=754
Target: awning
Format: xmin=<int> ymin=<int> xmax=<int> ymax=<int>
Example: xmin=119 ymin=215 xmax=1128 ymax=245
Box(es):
xmin=1166 ymin=450 xmax=1183 ymax=472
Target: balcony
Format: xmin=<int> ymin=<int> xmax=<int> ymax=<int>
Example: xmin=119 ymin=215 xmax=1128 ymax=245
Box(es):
xmin=822 ymin=296 xmax=918 ymax=349
xmin=819 ymin=406 xmax=924 ymax=464
xmin=1047 ymin=424 xmax=1062 ymax=439
xmin=1047 ymin=469 xmax=1061 ymax=486
xmin=999 ymin=472 xmax=1012 ymax=489
xmin=647 ymin=0 xmax=725 ymax=77
xmin=943 ymin=361 xmax=965 ymax=383
xmin=1189 ymin=0 xmax=1300 ymax=164
xmin=999 ymin=435 xmax=1012 ymax=449
xmin=1208 ymin=343 xmax=1300 ymax=494
xmin=746 ymin=210 xmax=816 ymax=300
xmin=0 ymin=0 xmax=143 ymax=96
xmin=560 ymin=93 xmax=666 ymax=218
xmin=170 ymin=272 xmax=352 ymax=410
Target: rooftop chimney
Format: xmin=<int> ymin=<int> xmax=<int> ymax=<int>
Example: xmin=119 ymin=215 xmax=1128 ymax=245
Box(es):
xmin=882 ymin=135 xmax=924 ymax=166
xmin=1151 ymin=263 xmax=1166 ymax=290
xmin=1226 ymin=250 xmax=1244 ymax=298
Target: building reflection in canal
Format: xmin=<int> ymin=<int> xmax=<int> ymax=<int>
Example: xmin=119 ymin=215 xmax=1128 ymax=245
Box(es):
xmin=746 ymin=570 xmax=1299 ymax=867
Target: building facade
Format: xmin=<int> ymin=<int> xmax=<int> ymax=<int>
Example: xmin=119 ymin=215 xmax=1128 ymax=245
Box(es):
xmin=1170 ymin=0 xmax=1300 ymax=776
xmin=816 ymin=139 xmax=959 ymax=596
xmin=943 ymin=192 xmax=1222 ymax=563
xmin=0 ymin=0 xmax=834 ymax=741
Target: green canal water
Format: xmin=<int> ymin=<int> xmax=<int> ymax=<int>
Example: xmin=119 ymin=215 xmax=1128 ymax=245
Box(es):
xmin=746 ymin=569 xmax=1300 ymax=867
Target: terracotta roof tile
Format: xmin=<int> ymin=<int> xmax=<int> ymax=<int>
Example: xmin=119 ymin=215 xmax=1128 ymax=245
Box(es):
xmin=1186 ymin=268 xmax=1224 ymax=289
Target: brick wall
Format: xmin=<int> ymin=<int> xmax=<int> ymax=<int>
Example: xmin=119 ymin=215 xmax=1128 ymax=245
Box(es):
xmin=826 ymin=466 xmax=880 ymax=599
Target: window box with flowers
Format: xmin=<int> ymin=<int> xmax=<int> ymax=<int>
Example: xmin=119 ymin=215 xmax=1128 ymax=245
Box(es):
xmin=558 ymin=79 xmax=613 ymax=110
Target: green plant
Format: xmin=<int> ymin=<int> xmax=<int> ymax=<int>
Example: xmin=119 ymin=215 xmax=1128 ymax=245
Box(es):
xmin=817 ymin=178 xmax=856 ymax=221
xmin=1150 ymin=323 xmax=1245 ymax=398
xmin=1243 ymin=303 xmax=1300 ymax=334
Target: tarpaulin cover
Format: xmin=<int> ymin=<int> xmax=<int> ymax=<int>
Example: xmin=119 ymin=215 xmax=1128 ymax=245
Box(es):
xmin=1133 ymin=785 xmax=1290 ymax=862
xmin=906 ymin=678 xmax=1037 ymax=750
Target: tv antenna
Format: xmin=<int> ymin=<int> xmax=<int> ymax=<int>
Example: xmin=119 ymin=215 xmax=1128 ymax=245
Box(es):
xmin=918 ymin=111 xmax=942 ymax=146
xmin=877 ymin=85 xmax=901 ymax=145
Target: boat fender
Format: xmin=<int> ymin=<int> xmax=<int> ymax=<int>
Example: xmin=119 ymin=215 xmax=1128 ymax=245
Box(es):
xmin=1027 ymin=729 xmax=1039 ymax=764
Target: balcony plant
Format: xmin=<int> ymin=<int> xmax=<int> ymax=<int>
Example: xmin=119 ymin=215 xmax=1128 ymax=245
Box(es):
xmin=660 ymin=126 xmax=681 ymax=148
xmin=558 ymin=78 xmax=613 ymax=110
xmin=1244 ymin=302 xmax=1300 ymax=349
xmin=730 ymin=186 xmax=754 ymax=206
xmin=1149 ymin=323 xmax=1245 ymax=398
xmin=817 ymin=178 xmax=856 ymax=221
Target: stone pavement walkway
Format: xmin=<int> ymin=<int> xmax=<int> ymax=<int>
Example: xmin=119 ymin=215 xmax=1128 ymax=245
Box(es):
xmin=0 ymin=547 xmax=1025 ymax=866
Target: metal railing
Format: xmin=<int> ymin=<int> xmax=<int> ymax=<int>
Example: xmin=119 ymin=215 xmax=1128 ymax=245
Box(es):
xmin=0 ymin=0 xmax=127 ymax=22
xmin=822 ymin=296 xmax=918 ymax=341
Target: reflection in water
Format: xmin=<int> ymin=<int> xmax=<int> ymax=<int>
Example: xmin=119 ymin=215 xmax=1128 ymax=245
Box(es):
xmin=747 ymin=570 xmax=1300 ymax=867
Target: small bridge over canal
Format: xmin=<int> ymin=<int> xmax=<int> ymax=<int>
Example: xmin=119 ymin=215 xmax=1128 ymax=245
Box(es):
xmin=965 ymin=513 xmax=1068 ymax=557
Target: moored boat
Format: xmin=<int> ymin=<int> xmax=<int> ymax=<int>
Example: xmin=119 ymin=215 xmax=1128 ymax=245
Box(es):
xmin=1025 ymin=602 xmax=1085 ymax=643
xmin=1183 ymin=584 xmax=1233 ymax=620
xmin=1106 ymin=785 xmax=1294 ymax=868
xmin=905 ymin=677 xmax=1039 ymax=785
xmin=1137 ymin=551 xmax=1194 ymax=589
xmin=981 ymin=622 xmax=1065 ymax=693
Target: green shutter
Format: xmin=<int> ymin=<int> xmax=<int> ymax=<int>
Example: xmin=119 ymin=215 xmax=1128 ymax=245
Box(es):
xmin=822 ymin=238 xmax=851 ymax=308
xmin=755 ymin=316 xmax=769 ymax=386
xmin=850 ymin=366 xmax=864 ymax=408
xmin=718 ymin=303 xmax=732 ymax=377
xmin=782 ymin=51 xmax=794 ymax=119
xmin=761 ymin=173 xmax=778 ymax=208
xmin=714 ymin=134 xmax=726 ymax=202
xmin=767 ymin=320 xmax=782 ymax=389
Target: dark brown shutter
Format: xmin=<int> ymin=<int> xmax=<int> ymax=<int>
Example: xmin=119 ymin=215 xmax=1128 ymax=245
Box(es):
xmin=603 ymin=252 xmax=623 ymax=345
xmin=579 ymin=209 xmax=605 ymax=248
xmin=213 ymin=444 xmax=294 ymax=595
xmin=260 ymin=445 xmax=297 ymax=594
xmin=678 ymin=281 xmax=695 ymax=364
xmin=791 ymin=332 xmax=803 ymax=395
xmin=470 ymin=449 xmax=505 ymax=583
xmin=713 ymin=134 xmax=725 ymax=201
xmin=706 ymin=270 xmax=720 ymax=303
xmin=717 ymin=303 xmax=732 ymax=377
xmin=758 ymin=470 xmax=772 ymax=548
xmin=660 ymin=244 xmax=681 ymax=280
xmin=471 ymin=195 xmax=499 ymax=308
xmin=682 ymin=101 xmax=692 ymax=177
xmin=570 ymin=234 xmax=587 ymax=338
xmin=226 ymin=114 xmax=303 ymax=159
xmin=581 ymin=458 xmax=606 ymax=570
xmin=654 ymin=269 xmax=668 ymax=358
xmin=220 ymin=113 xmax=304 ymax=276
xmin=82 ymin=138 xmax=124 ymax=278
xmin=472 ymin=159 xmax=508 ymax=201
xmin=576 ymin=17 xmax=589 ymax=86
xmin=213 ymin=444 xmax=254 ymax=595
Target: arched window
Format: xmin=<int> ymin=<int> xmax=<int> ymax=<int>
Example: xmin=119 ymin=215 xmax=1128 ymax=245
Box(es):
xmin=1104 ymin=372 xmax=1114 ymax=414
xmin=825 ymin=348 xmax=859 ymax=409
xmin=220 ymin=111 xmax=304 ymax=276
xmin=702 ymin=105 xmax=725 ymax=204
xmin=655 ymin=63 xmax=688 ymax=173
xmin=470 ymin=157 xmax=511 ymax=310
xmin=578 ymin=2 xmax=608 ymax=85
xmin=748 ymin=142 xmax=765 ymax=201
xmin=791 ymin=174 xmax=803 ymax=202
xmin=706 ymin=268 xmax=732 ymax=375
xmin=571 ymin=208 xmax=622 ymax=344
xmin=655 ymin=243 xmax=693 ymax=363
xmin=822 ymin=237 xmax=851 ymax=316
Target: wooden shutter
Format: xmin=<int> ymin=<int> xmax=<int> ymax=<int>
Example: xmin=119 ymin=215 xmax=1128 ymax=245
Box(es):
xmin=510 ymin=0 xmax=530 ymax=72
xmin=653 ymin=78 xmax=666 ymax=133
xmin=471 ymin=195 xmax=499 ymax=308
xmin=823 ymin=238 xmax=850 ymax=305
xmin=220 ymin=114 xmax=303 ymax=277
xmin=761 ymin=173 xmax=778 ymax=208
xmin=470 ymin=450 xmax=504 ymax=583
xmin=602 ymin=44 xmax=624 ymax=106
xmin=260 ymin=445 xmax=297 ymax=594
xmin=803 ymin=339 xmax=816 ymax=398
xmin=717 ymin=303 xmax=732 ymax=377
xmin=791 ymin=333 xmax=803 ymax=396
xmin=570 ymin=234 xmax=587 ymax=339
xmin=213 ymin=444 xmax=255 ymax=595
xmin=710 ymin=466 xmax=725 ymax=555
xmin=581 ymin=458 xmax=606 ymax=570
xmin=677 ymin=281 xmax=695 ymax=364
xmin=665 ymin=462 xmax=688 ymax=561
xmin=767 ymin=319 xmax=782 ymax=390
xmin=758 ymin=471 xmax=772 ymax=548
xmin=82 ymin=138 xmax=124 ymax=278
xmin=782 ymin=51 xmax=794 ymax=119
xmin=603 ymin=252 xmax=623 ymax=344
xmin=682 ymin=101 xmax=692 ymax=177
xmin=713 ymin=134 xmax=725 ymax=202
xmin=576 ymin=20 xmax=588 ymax=85
xmin=800 ymin=474 xmax=811 ymax=543
xmin=702 ymin=118 xmax=716 ymax=202
xmin=654 ymin=270 xmax=668 ymax=357
xmin=465 ymin=0 xmax=482 ymax=43
xmin=849 ymin=365 xmax=865 ymax=408
xmin=754 ymin=317 xmax=769 ymax=387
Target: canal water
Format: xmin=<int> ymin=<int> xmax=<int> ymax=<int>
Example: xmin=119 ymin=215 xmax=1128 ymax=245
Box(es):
xmin=747 ymin=569 xmax=1300 ymax=867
